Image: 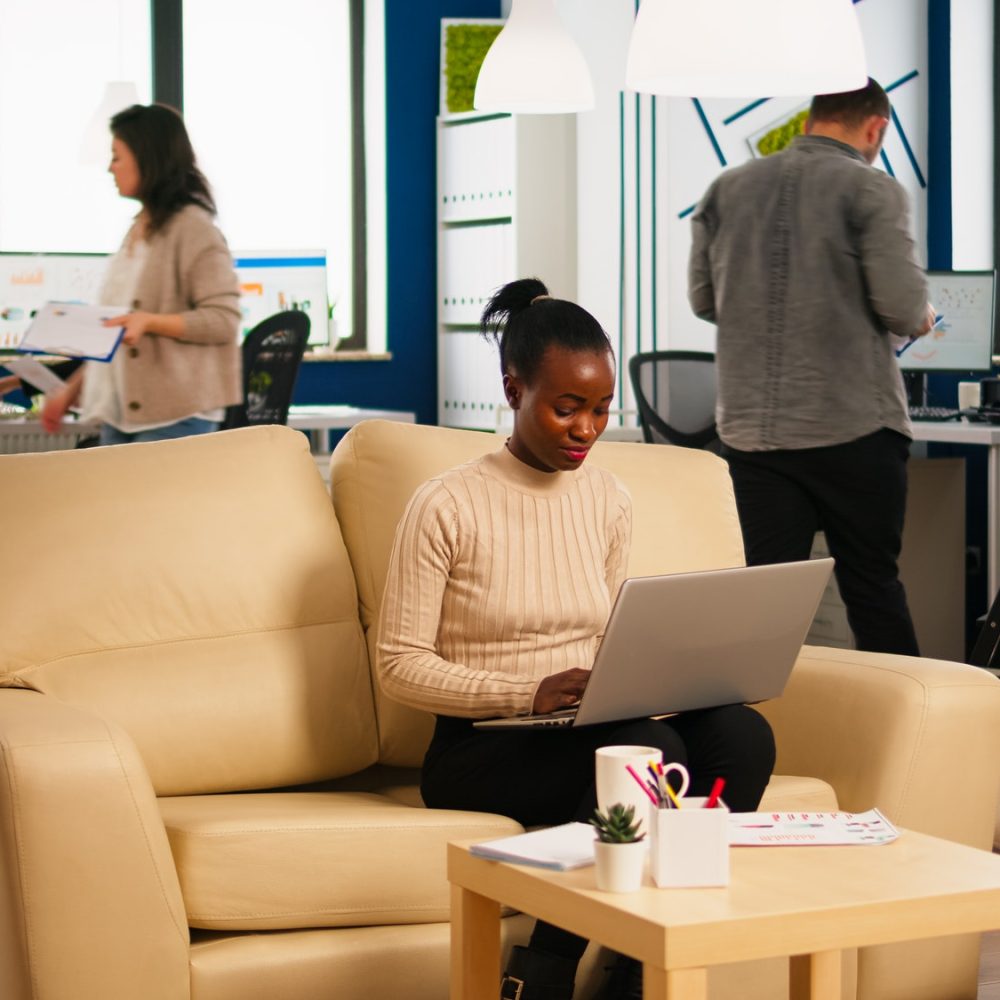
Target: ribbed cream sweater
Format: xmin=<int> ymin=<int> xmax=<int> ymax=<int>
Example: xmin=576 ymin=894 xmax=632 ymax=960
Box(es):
xmin=377 ymin=445 xmax=632 ymax=719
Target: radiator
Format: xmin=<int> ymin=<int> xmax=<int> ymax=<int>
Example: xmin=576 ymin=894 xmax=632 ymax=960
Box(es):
xmin=0 ymin=429 xmax=87 ymax=453
xmin=0 ymin=412 xmax=97 ymax=454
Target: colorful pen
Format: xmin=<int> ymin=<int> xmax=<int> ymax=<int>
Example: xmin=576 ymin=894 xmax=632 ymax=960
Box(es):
xmin=662 ymin=783 xmax=682 ymax=810
xmin=705 ymin=777 xmax=726 ymax=809
xmin=625 ymin=764 xmax=660 ymax=806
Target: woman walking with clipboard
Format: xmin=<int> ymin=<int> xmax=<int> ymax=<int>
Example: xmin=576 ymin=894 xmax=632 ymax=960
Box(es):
xmin=41 ymin=104 xmax=240 ymax=445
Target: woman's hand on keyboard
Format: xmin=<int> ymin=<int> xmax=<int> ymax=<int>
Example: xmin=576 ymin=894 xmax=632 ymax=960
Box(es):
xmin=533 ymin=668 xmax=591 ymax=714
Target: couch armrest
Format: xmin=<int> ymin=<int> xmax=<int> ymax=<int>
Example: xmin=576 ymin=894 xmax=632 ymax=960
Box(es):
xmin=756 ymin=646 xmax=1000 ymax=850
xmin=0 ymin=689 xmax=190 ymax=1000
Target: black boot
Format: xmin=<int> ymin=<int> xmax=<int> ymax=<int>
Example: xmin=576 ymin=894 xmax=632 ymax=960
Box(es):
xmin=499 ymin=944 xmax=577 ymax=999
xmin=594 ymin=952 xmax=642 ymax=1000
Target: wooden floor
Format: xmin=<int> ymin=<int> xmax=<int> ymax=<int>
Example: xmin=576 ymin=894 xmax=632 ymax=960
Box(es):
xmin=980 ymin=930 xmax=1000 ymax=999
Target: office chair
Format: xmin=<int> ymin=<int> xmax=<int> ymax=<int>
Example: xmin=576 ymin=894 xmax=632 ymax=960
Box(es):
xmin=223 ymin=310 xmax=310 ymax=430
xmin=627 ymin=350 xmax=719 ymax=450
xmin=969 ymin=591 xmax=1000 ymax=670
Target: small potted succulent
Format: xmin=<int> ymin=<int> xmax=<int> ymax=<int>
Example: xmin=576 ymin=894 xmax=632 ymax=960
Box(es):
xmin=590 ymin=803 xmax=647 ymax=892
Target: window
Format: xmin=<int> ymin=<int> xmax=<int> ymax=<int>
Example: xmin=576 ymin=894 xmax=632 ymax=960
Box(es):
xmin=183 ymin=0 xmax=385 ymax=351
xmin=0 ymin=0 xmax=151 ymax=252
xmin=0 ymin=0 xmax=384 ymax=352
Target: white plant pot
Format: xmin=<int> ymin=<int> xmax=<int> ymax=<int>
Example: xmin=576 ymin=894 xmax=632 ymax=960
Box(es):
xmin=594 ymin=839 xmax=647 ymax=893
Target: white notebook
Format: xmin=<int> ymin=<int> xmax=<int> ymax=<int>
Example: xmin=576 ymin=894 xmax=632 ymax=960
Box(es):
xmin=469 ymin=822 xmax=597 ymax=870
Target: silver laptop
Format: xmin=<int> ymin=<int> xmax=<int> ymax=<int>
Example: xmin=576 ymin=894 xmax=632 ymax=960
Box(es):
xmin=474 ymin=558 xmax=834 ymax=730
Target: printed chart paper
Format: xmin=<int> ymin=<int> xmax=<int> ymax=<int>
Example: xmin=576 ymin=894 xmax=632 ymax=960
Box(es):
xmin=729 ymin=808 xmax=899 ymax=846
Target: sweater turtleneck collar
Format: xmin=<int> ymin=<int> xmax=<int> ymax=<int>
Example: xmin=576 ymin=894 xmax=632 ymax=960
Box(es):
xmin=478 ymin=442 xmax=584 ymax=497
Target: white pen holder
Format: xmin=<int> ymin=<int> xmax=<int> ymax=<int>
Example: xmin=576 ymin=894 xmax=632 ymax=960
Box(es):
xmin=650 ymin=797 xmax=730 ymax=888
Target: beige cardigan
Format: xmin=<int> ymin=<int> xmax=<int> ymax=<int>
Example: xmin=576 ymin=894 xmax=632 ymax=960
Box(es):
xmin=116 ymin=204 xmax=241 ymax=426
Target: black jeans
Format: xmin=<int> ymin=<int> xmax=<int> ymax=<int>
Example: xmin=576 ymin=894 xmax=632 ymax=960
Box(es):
xmin=723 ymin=428 xmax=919 ymax=656
xmin=423 ymin=706 xmax=775 ymax=960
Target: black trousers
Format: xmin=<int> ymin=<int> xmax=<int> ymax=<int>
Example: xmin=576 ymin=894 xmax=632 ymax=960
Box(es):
xmin=423 ymin=706 xmax=775 ymax=960
xmin=723 ymin=429 xmax=919 ymax=656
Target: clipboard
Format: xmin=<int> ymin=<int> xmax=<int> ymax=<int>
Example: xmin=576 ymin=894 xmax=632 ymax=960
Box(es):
xmin=17 ymin=302 xmax=127 ymax=362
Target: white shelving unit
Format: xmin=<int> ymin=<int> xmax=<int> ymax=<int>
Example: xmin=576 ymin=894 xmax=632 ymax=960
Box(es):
xmin=437 ymin=111 xmax=577 ymax=430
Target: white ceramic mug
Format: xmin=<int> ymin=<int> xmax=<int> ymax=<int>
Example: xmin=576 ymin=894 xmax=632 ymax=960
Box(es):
xmin=594 ymin=745 xmax=663 ymax=837
xmin=959 ymin=381 xmax=982 ymax=410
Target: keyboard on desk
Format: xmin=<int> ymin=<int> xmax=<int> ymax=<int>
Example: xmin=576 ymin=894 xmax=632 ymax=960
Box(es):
xmin=908 ymin=405 xmax=962 ymax=422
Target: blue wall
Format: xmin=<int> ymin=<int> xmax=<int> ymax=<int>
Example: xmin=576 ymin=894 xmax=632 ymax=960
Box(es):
xmin=293 ymin=1 xmax=501 ymax=425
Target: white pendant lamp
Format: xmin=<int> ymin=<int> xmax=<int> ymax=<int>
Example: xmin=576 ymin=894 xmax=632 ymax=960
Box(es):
xmin=80 ymin=80 xmax=141 ymax=164
xmin=474 ymin=0 xmax=595 ymax=114
xmin=625 ymin=0 xmax=868 ymax=98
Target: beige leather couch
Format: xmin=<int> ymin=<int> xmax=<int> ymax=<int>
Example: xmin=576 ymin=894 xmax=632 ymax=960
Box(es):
xmin=1 ymin=420 xmax=998 ymax=1000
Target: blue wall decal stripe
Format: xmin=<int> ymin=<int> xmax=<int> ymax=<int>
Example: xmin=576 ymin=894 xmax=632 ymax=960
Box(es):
xmin=722 ymin=98 xmax=770 ymax=126
xmin=618 ymin=91 xmax=626 ymax=386
xmin=635 ymin=92 xmax=642 ymax=364
xmin=891 ymin=108 xmax=927 ymax=188
xmin=692 ymin=98 xmax=727 ymax=167
xmin=651 ymin=95 xmax=658 ymax=350
xmin=886 ymin=69 xmax=918 ymax=92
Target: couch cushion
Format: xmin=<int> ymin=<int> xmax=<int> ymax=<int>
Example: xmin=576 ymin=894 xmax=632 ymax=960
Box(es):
xmin=159 ymin=791 xmax=522 ymax=930
xmin=758 ymin=774 xmax=839 ymax=812
xmin=331 ymin=420 xmax=747 ymax=768
xmin=587 ymin=437 xmax=746 ymax=579
xmin=0 ymin=426 xmax=377 ymax=795
xmin=357 ymin=773 xmax=840 ymax=814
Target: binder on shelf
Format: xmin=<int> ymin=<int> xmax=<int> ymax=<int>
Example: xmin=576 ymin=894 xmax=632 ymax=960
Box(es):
xmin=440 ymin=222 xmax=513 ymax=327
xmin=439 ymin=116 xmax=514 ymax=224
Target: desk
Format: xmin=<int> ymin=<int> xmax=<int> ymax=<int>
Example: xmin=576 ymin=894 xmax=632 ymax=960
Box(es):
xmin=286 ymin=404 xmax=416 ymax=452
xmin=0 ymin=407 xmax=417 ymax=457
xmin=910 ymin=420 xmax=1000 ymax=600
xmin=449 ymin=831 xmax=1000 ymax=1000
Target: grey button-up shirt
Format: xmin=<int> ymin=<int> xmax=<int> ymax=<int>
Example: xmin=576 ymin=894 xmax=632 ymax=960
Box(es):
xmin=688 ymin=135 xmax=928 ymax=452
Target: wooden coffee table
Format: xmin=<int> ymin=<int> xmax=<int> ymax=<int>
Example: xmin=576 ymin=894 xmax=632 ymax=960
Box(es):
xmin=448 ymin=830 xmax=1000 ymax=999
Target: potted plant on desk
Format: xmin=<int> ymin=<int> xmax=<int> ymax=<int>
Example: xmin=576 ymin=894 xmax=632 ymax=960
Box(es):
xmin=590 ymin=803 xmax=647 ymax=892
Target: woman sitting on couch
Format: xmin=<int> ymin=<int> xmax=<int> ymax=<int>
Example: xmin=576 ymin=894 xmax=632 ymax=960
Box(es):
xmin=377 ymin=277 xmax=776 ymax=999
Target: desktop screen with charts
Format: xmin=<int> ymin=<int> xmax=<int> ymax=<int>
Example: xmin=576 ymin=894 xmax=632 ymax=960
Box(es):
xmin=0 ymin=250 xmax=330 ymax=351
xmin=232 ymin=252 xmax=329 ymax=347
xmin=897 ymin=270 xmax=996 ymax=373
xmin=0 ymin=253 xmax=109 ymax=350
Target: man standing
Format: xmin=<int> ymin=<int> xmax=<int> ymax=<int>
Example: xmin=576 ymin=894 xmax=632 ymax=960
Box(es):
xmin=688 ymin=78 xmax=935 ymax=656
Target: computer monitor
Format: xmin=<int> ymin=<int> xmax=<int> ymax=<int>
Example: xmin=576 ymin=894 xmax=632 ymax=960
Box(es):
xmin=0 ymin=249 xmax=331 ymax=352
xmin=232 ymin=251 xmax=329 ymax=348
xmin=0 ymin=252 xmax=109 ymax=350
xmin=896 ymin=270 xmax=996 ymax=373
